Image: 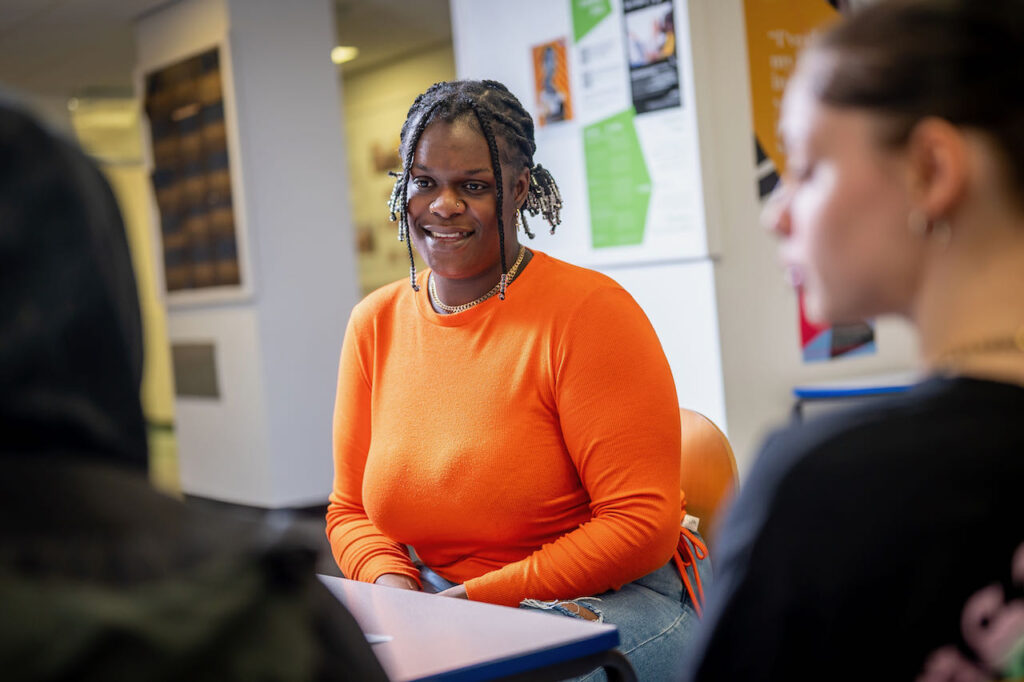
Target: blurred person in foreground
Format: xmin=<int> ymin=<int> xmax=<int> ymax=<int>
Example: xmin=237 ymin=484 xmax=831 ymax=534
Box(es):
xmin=0 ymin=95 xmax=387 ymax=681
xmin=687 ymin=1 xmax=1024 ymax=680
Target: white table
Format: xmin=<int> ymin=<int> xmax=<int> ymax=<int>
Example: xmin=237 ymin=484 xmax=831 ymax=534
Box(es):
xmin=318 ymin=575 xmax=635 ymax=681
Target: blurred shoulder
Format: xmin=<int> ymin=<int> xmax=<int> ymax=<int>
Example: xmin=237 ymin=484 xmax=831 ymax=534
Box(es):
xmin=744 ymin=376 xmax=1024 ymax=517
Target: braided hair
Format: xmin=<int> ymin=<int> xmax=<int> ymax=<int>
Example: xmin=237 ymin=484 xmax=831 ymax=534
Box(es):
xmin=387 ymin=80 xmax=563 ymax=297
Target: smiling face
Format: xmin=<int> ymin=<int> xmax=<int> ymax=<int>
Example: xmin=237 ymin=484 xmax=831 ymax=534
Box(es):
xmin=767 ymin=61 xmax=927 ymax=324
xmin=406 ymin=116 xmax=527 ymax=298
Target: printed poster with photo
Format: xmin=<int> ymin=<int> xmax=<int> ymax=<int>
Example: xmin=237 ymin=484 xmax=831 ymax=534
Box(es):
xmin=551 ymin=0 xmax=706 ymax=263
xmin=743 ymin=0 xmax=876 ymax=362
xmin=532 ymin=38 xmax=574 ymax=126
xmin=622 ymin=0 xmax=680 ymax=114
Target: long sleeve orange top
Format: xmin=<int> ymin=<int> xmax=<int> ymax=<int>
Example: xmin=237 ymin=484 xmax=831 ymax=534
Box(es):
xmin=326 ymin=251 xmax=681 ymax=606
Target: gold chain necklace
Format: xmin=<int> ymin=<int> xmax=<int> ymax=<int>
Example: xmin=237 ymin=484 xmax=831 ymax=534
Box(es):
xmin=428 ymin=245 xmax=527 ymax=314
xmin=934 ymin=325 xmax=1024 ymax=365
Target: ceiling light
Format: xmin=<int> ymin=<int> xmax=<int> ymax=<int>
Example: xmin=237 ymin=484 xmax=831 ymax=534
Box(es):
xmin=331 ymin=46 xmax=359 ymax=65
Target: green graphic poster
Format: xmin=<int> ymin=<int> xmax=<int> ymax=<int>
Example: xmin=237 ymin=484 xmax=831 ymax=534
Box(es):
xmin=583 ymin=108 xmax=651 ymax=248
xmin=571 ymin=0 xmax=612 ymax=42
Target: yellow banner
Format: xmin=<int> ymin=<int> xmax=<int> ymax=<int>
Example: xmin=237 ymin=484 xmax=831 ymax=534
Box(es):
xmin=743 ymin=0 xmax=839 ymax=176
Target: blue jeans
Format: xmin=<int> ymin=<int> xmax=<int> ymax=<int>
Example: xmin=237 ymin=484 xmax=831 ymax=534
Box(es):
xmin=418 ymin=543 xmax=713 ymax=682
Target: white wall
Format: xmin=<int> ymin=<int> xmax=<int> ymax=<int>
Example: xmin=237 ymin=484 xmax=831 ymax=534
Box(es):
xmin=136 ymin=0 xmax=359 ymax=506
xmin=163 ymin=306 xmax=275 ymax=502
xmin=227 ymin=0 xmax=358 ymax=506
xmin=613 ymin=261 xmax=726 ymax=430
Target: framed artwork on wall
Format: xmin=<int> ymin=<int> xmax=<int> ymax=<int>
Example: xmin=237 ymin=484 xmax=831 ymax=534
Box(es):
xmin=143 ymin=46 xmax=245 ymax=301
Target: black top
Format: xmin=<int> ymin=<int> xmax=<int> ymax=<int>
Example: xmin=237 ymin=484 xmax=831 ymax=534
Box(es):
xmin=686 ymin=376 xmax=1024 ymax=681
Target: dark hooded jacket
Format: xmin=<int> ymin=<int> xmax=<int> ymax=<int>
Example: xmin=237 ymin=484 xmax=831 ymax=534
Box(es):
xmin=0 ymin=97 xmax=388 ymax=681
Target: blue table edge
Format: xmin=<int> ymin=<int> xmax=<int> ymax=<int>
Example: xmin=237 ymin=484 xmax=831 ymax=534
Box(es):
xmin=793 ymin=384 xmax=913 ymax=400
xmin=409 ymin=625 xmax=620 ymax=682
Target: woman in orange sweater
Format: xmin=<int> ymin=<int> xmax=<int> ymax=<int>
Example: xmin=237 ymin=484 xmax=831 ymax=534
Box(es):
xmin=327 ymin=80 xmax=708 ymax=679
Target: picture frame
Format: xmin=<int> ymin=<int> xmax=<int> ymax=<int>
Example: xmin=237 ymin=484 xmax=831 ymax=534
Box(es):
xmin=139 ymin=43 xmax=254 ymax=306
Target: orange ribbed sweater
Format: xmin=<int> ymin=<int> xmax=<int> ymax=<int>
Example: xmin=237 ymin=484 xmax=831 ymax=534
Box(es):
xmin=326 ymin=251 xmax=681 ymax=606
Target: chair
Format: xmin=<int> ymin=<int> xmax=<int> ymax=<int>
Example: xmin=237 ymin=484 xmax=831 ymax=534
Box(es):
xmin=679 ymin=408 xmax=739 ymax=550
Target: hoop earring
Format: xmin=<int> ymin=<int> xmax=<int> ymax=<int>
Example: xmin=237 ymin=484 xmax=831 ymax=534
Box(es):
xmin=907 ymin=209 xmax=929 ymax=236
xmin=909 ymin=209 xmax=953 ymax=249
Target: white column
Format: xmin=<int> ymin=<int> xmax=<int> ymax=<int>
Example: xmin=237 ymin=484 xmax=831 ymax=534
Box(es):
xmin=135 ymin=0 xmax=358 ymax=507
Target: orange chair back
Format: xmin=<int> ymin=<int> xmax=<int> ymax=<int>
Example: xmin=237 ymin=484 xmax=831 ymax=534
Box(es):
xmin=679 ymin=408 xmax=739 ymax=550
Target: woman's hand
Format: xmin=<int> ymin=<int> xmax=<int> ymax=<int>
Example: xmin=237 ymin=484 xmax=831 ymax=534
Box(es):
xmin=374 ymin=573 xmax=421 ymax=591
xmin=437 ymin=585 xmax=468 ymax=599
